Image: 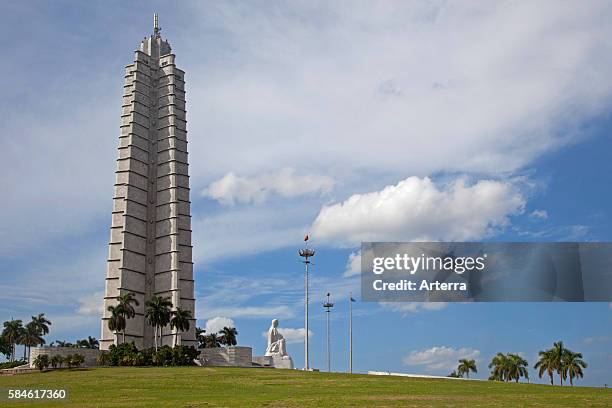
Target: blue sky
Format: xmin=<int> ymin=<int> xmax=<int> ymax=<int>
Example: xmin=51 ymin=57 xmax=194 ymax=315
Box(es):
xmin=1 ymin=1 xmax=611 ymax=387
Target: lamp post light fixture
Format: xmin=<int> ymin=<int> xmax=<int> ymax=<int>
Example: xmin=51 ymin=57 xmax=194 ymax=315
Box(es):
xmin=323 ymin=292 xmax=334 ymax=372
xmin=299 ymin=237 xmax=315 ymax=371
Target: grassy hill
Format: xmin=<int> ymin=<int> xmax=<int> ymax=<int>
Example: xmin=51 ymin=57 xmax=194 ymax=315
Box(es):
xmin=0 ymin=367 xmax=610 ymax=407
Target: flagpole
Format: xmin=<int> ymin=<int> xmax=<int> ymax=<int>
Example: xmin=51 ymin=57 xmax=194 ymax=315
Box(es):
xmin=349 ymin=292 xmax=353 ymax=374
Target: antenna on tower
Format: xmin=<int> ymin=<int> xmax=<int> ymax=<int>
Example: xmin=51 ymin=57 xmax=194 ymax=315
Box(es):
xmin=153 ymin=13 xmax=161 ymax=36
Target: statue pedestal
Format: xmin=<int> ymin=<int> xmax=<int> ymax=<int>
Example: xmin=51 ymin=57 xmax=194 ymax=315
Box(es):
xmin=271 ymin=355 xmax=294 ymax=369
xmin=252 ymin=354 xmax=294 ymax=369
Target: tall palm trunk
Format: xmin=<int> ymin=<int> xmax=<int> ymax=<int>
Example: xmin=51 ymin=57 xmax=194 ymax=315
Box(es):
xmin=122 ymin=330 xmax=126 ymax=344
xmin=559 ymin=372 xmax=563 ymax=386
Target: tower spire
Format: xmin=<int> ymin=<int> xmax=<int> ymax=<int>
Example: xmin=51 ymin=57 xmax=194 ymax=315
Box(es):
xmin=153 ymin=13 xmax=160 ymax=36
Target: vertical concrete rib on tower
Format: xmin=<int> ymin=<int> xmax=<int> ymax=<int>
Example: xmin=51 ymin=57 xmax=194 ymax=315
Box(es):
xmin=101 ymin=20 xmax=196 ymax=350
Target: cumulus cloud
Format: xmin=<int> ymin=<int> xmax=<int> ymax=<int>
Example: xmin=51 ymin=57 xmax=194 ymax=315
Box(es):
xmin=312 ymin=176 xmax=525 ymax=245
xmin=261 ymin=327 xmax=313 ymax=344
xmin=343 ymin=251 xmax=362 ymax=277
xmin=402 ymin=346 xmax=480 ymax=372
xmin=381 ymin=302 xmax=448 ymax=315
xmin=204 ymin=168 xmax=334 ymax=205
xmin=529 ymin=209 xmax=549 ymax=220
xmin=204 ymin=317 xmax=236 ymax=335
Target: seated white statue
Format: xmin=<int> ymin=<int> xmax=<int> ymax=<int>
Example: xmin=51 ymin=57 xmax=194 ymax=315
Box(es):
xmin=265 ymin=319 xmax=289 ymax=358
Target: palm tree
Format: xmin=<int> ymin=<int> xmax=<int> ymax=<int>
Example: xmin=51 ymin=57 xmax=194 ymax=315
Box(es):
xmin=507 ymin=353 xmax=529 ymax=383
xmin=204 ymin=333 xmax=221 ymax=348
xmin=219 ymin=327 xmax=238 ymax=347
xmin=562 ymin=350 xmax=587 ymax=386
xmin=196 ymin=327 xmax=206 ymax=349
xmin=117 ymin=292 xmax=140 ymax=344
xmin=550 ymin=341 xmax=565 ymax=386
xmin=170 ymin=307 xmax=192 ymax=347
xmin=489 ymin=353 xmax=510 ymax=382
xmin=2 ymin=319 xmax=24 ymax=361
xmin=75 ymin=337 xmax=98 ymax=349
xmin=107 ymin=305 xmax=126 ymax=345
xmin=31 ymin=314 xmax=51 ymax=337
xmin=23 ymin=322 xmax=44 ymax=362
xmin=534 ymin=349 xmax=556 ymax=385
xmin=144 ymin=295 xmax=172 ymax=350
xmin=86 ymin=336 xmax=99 ymax=349
xmin=457 ymin=359 xmax=477 ymax=379
xmin=0 ymin=335 xmax=11 ymax=360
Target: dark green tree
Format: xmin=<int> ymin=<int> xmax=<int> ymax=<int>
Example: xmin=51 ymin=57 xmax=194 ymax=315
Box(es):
xmin=196 ymin=327 xmax=206 ymax=349
xmin=219 ymin=327 xmax=238 ymax=347
xmin=107 ymin=305 xmax=126 ymax=345
xmin=2 ymin=319 xmax=24 ymax=361
xmin=562 ymin=349 xmax=587 ymax=386
xmin=117 ymin=293 xmax=140 ymax=344
xmin=144 ymin=295 xmax=172 ymax=351
xmin=457 ymin=358 xmax=477 ymax=379
xmin=170 ymin=307 xmax=192 ymax=347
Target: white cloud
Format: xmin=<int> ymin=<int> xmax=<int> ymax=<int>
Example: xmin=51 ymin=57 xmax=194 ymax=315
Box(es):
xmin=202 ymin=306 xmax=294 ymax=320
xmin=186 ymin=1 xmax=612 ymax=184
xmin=76 ymin=291 xmax=104 ymax=316
xmin=261 ymin=327 xmax=313 ymax=344
xmin=204 ymin=317 xmax=236 ymax=335
xmin=343 ymin=251 xmax=361 ymax=277
xmin=204 ymin=168 xmax=334 ymax=205
xmin=529 ymin=209 xmax=548 ymax=220
xmin=312 ymin=176 xmax=525 ymax=245
xmin=402 ymin=346 xmax=480 ymax=372
xmin=381 ymin=302 xmax=448 ymax=315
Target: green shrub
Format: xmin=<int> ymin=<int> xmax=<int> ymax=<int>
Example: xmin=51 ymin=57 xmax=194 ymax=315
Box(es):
xmin=0 ymin=360 xmax=27 ymax=369
xmin=50 ymin=355 xmax=63 ymax=369
xmin=171 ymin=345 xmax=199 ymax=366
xmin=33 ymin=355 xmax=50 ymax=371
xmin=70 ymin=354 xmax=85 ymax=368
xmin=107 ymin=342 xmax=138 ymax=366
xmin=153 ymin=345 xmax=173 ymax=366
xmin=99 ymin=343 xmax=198 ymax=367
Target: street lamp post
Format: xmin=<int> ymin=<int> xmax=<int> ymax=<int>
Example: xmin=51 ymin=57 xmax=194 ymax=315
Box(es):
xmin=323 ymin=293 xmax=334 ymax=372
xmin=349 ymin=292 xmax=354 ymax=373
xmin=299 ymin=241 xmax=315 ymax=371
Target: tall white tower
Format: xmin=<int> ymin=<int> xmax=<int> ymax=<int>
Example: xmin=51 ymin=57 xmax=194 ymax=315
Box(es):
xmin=101 ymin=15 xmax=195 ymax=350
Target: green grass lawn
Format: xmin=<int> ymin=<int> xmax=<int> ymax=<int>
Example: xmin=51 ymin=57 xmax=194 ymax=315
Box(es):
xmin=0 ymin=367 xmax=610 ymax=407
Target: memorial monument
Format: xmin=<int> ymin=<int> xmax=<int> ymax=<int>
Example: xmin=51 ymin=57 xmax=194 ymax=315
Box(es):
xmin=100 ymin=14 xmax=196 ymax=350
xmin=259 ymin=319 xmax=294 ymax=369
